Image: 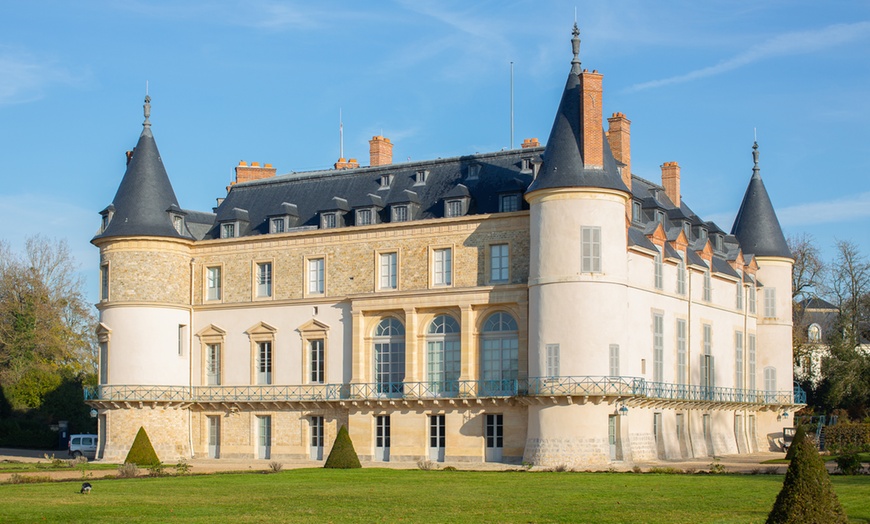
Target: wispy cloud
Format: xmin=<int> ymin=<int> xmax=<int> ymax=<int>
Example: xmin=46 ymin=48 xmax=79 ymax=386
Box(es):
xmin=777 ymin=191 xmax=870 ymax=227
xmin=0 ymin=49 xmax=84 ymax=106
xmin=626 ymin=21 xmax=870 ymax=92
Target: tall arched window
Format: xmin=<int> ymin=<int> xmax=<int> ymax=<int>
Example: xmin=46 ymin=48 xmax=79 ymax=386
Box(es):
xmin=374 ymin=318 xmax=405 ymax=396
xmin=427 ymin=315 xmax=461 ymax=395
xmin=480 ymin=312 xmax=519 ymax=395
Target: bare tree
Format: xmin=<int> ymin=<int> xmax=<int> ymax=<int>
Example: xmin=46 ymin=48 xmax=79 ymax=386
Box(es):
xmin=789 ymin=233 xmax=825 ymax=302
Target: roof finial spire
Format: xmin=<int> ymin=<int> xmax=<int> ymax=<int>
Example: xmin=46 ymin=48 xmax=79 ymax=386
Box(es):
xmin=143 ymin=88 xmax=151 ymax=130
xmin=752 ymin=140 xmax=760 ymax=179
xmin=571 ymin=22 xmax=581 ymax=74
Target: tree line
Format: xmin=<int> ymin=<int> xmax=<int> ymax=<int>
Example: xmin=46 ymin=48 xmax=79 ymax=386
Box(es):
xmin=790 ymin=235 xmax=870 ymax=420
xmin=0 ymin=236 xmax=97 ymax=447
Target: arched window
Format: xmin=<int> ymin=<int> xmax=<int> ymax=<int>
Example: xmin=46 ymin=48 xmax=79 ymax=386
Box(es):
xmin=480 ymin=312 xmax=519 ymax=395
xmin=426 ymin=315 xmax=461 ymax=395
xmin=374 ymin=318 xmax=405 ymax=396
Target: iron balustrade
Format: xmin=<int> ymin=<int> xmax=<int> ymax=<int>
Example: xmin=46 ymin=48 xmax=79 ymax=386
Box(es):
xmin=85 ymin=377 xmax=806 ymax=406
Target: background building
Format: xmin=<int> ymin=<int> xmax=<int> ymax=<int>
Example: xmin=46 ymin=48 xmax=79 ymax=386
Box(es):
xmin=87 ymin=26 xmax=802 ymax=467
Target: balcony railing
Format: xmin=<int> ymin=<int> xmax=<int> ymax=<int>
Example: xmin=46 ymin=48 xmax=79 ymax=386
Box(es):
xmin=85 ymin=377 xmax=806 ymax=406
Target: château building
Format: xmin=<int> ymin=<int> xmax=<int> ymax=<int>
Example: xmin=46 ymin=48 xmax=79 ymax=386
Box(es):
xmin=87 ymin=25 xmax=803 ymax=466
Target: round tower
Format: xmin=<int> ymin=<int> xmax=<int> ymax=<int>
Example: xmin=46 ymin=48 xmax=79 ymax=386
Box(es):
xmin=90 ymin=97 xmax=194 ymax=461
xmin=523 ymin=25 xmax=632 ymax=467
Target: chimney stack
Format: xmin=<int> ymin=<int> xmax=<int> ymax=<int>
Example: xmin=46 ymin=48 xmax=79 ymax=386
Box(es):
xmin=606 ymin=112 xmax=631 ymax=191
xmin=369 ymin=136 xmax=393 ymax=166
xmin=661 ymin=162 xmax=681 ymax=207
xmin=521 ymin=138 xmax=541 ymax=149
xmin=580 ymin=69 xmax=604 ymax=167
xmin=334 ymin=158 xmax=359 ymax=170
xmin=234 ymin=161 xmax=277 ymax=184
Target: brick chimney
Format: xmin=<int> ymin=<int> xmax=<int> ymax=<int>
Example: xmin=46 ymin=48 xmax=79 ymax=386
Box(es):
xmin=661 ymin=162 xmax=681 ymax=207
xmin=580 ymin=69 xmax=604 ymax=167
xmin=521 ymin=138 xmax=541 ymax=148
xmin=369 ymin=136 xmax=393 ymax=166
xmin=234 ymin=161 xmax=277 ymax=183
xmin=334 ymin=158 xmax=359 ymax=170
xmin=606 ymin=112 xmax=631 ymax=191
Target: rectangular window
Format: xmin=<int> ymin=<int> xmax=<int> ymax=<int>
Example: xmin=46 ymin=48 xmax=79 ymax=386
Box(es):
xmin=357 ymin=209 xmax=372 ymax=226
xmin=257 ymin=341 xmax=272 ymax=385
xmin=703 ymin=270 xmax=712 ymax=302
xmin=764 ymin=288 xmax=777 ymax=318
xmin=748 ymin=334 xmax=757 ymax=393
xmin=581 ymin=226 xmax=601 ymax=273
xmin=499 ymin=194 xmax=520 ymax=212
xmin=433 ymin=248 xmax=452 ymax=286
xmin=546 ymin=344 xmax=560 ymax=378
xmin=429 ymin=414 xmax=446 ymax=462
xmin=654 ymin=250 xmax=663 ymax=290
xmin=379 ymin=252 xmax=397 ymax=290
xmin=490 ymin=244 xmax=509 ymax=283
xmin=749 ymin=285 xmax=757 ymax=314
xmin=376 ymin=415 xmax=391 ymax=461
xmin=310 ymin=416 xmax=324 ymax=460
xmin=173 ymin=215 xmax=184 ymax=234
xmin=703 ymin=324 xmax=712 ymax=355
xmin=221 ymin=222 xmax=235 ymax=239
xmin=257 ymin=262 xmax=272 ymax=297
xmin=206 ymin=266 xmax=221 ymax=301
xmin=100 ymin=264 xmax=109 ymax=301
xmin=631 ymin=201 xmax=642 ymax=224
xmin=735 ymin=331 xmax=744 ymax=389
xmin=764 ymin=367 xmax=777 ymax=401
xmin=653 ymin=314 xmax=664 ymax=383
xmin=308 ymin=258 xmax=324 ymax=295
xmin=206 ymin=343 xmax=221 ymax=385
xmin=271 ymin=217 xmax=285 ymax=233
xmin=446 ymin=200 xmax=462 ymax=217
xmin=676 ymin=319 xmax=687 ymax=385
xmin=485 ymin=414 xmax=504 ymax=459
xmin=736 ymin=282 xmax=744 ymax=310
xmin=177 ymin=325 xmax=186 ymax=356
xmin=701 ymin=325 xmax=714 ymax=392
xmin=393 ymin=205 xmax=408 ymax=222
xmin=257 ymin=415 xmax=271 ymax=460
xmin=99 ymin=342 xmax=108 ymax=384
xmin=309 ymin=339 xmax=324 ymax=384
xmin=676 ymin=259 xmax=686 ymax=295
xmin=609 ymin=344 xmax=620 ymax=376
xmin=322 ymin=213 xmax=337 ymax=229
xmin=655 ymin=210 xmax=665 ymax=224
xmin=683 ymin=222 xmax=692 ymax=239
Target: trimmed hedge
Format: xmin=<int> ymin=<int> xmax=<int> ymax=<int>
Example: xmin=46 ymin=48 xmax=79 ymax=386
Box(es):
xmin=784 ymin=425 xmax=806 ymax=461
xmin=766 ymin=429 xmax=847 ymax=523
xmin=324 ymin=425 xmax=361 ymax=469
xmin=824 ymin=423 xmax=870 ymax=453
xmin=124 ymin=426 xmax=160 ymax=466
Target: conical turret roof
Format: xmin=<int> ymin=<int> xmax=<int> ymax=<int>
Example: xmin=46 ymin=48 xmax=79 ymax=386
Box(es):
xmin=93 ymin=97 xmax=189 ymax=242
xmin=526 ymin=25 xmax=628 ymax=195
xmin=730 ymin=142 xmax=790 ymax=258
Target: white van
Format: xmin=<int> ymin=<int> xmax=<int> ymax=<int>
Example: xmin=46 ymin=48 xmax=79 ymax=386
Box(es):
xmin=68 ymin=434 xmax=98 ymax=459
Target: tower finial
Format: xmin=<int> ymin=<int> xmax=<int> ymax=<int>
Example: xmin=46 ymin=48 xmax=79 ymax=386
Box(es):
xmin=571 ymin=23 xmax=581 ymax=74
xmin=143 ymin=93 xmax=151 ymax=130
xmin=752 ymin=141 xmax=760 ymax=179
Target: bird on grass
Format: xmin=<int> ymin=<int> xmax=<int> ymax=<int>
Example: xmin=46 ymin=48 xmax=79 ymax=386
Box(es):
xmin=80 ymin=482 xmax=92 ymax=494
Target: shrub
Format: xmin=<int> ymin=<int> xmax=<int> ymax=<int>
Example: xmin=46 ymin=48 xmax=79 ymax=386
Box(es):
xmin=784 ymin=426 xmax=807 ymax=461
xmin=7 ymin=474 xmax=51 ymax=484
xmin=124 ymin=426 xmax=160 ymax=466
xmin=146 ymin=463 xmax=166 ymax=477
xmin=708 ymin=459 xmax=725 ymax=474
xmin=174 ymin=459 xmax=192 ymax=475
xmin=117 ymin=462 xmax=139 ymax=478
xmin=323 ymin=425 xmax=361 ymax=469
xmin=834 ymin=449 xmax=863 ymax=475
xmin=766 ymin=430 xmax=847 ymax=523
xmin=417 ymin=460 xmax=439 ymax=471
xmin=631 ymin=465 xmax=643 ymax=473
xmin=825 ymin=423 xmax=870 ymax=453
xmin=442 ymin=466 xmax=457 ymax=471
xmin=269 ymin=461 xmax=283 ymax=473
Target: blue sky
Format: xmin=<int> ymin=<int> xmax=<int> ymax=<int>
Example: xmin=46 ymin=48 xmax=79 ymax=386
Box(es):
xmin=2 ymin=1 xmax=869 ymax=303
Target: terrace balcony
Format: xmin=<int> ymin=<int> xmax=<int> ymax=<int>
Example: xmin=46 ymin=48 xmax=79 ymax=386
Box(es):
xmin=84 ymin=377 xmax=806 ymax=411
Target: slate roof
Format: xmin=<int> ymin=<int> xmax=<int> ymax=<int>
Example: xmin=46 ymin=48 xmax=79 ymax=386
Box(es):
xmin=730 ymin=143 xmax=791 ymax=258
xmin=93 ymin=97 xmax=192 ymax=242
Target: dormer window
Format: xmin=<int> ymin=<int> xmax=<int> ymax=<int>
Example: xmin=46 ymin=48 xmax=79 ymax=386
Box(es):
xmin=379 ymin=174 xmax=393 ymax=189
xmin=221 ymin=222 xmax=236 ymax=239
xmin=445 ymin=200 xmax=463 ymax=218
xmin=357 ymin=209 xmax=372 ymax=226
xmin=321 ymin=213 xmax=337 ymax=229
xmin=654 ymin=210 xmax=665 ymax=225
xmin=698 ymin=228 xmax=708 ymax=243
xmin=714 ymin=235 xmax=723 ymax=251
xmin=521 ymin=157 xmax=532 ymax=172
xmin=500 ymin=194 xmax=520 ymax=213
xmin=101 ymin=214 xmax=110 ymax=232
xmin=414 ymin=170 xmax=429 ymax=185
xmin=631 ymin=201 xmax=643 ymax=224
xmin=683 ymin=221 xmax=692 ymax=239
xmin=467 ymin=164 xmax=481 ymax=180
xmin=393 ymin=205 xmax=409 ymax=222
xmin=173 ymin=215 xmax=184 ymax=234
xmin=271 ymin=217 xmax=285 ymax=233
xmin=99 ymin=205 xmax=114 ymax=233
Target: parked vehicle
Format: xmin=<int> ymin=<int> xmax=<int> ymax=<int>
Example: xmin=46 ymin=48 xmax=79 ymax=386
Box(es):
xmin=68 ymin=434 xmax=98 ymax=459
xmin=782 ymin=427 xmax=796 ymax=451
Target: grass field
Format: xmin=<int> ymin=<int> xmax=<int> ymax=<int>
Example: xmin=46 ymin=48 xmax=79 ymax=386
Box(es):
xmin=1 ymin=469 xmax=869 ymax=523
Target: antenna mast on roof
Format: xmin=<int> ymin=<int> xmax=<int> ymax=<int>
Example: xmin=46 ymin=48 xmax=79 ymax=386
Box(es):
xmin=510 ymin=61 xmax=514 ymax=150
xmin=339 ymin=108 xmax=344 ymax=159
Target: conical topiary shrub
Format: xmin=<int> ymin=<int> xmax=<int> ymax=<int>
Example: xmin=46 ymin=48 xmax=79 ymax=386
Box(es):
xmin=323 ymin=424 xmax=361 ymax=469
xmin=766 ymin=428 xmax=847 ymax=523
xmin=124 ymin=426 xmax=161 ymax=466
xmin=784 ymin=425 xmax=807 ymax=461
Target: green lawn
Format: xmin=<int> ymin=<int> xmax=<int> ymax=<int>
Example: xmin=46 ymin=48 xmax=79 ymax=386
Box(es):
xmin=1 ymin=469 xmax=868 ymax=523
xmin=0 ymin=461 xmax=118 ymax=474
